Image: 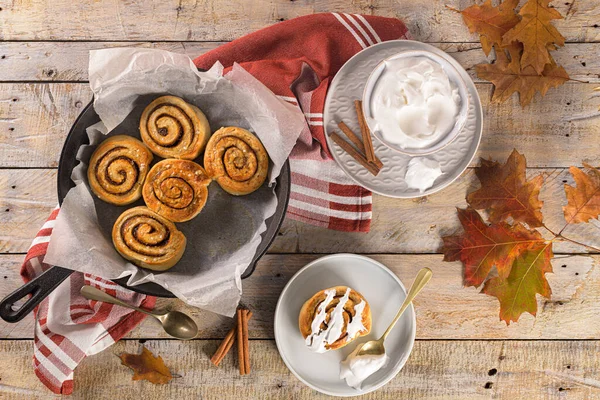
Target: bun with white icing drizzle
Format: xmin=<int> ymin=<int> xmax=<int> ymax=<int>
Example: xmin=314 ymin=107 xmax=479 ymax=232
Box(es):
xmin=299 ymin=286 xmax=371 ymax=353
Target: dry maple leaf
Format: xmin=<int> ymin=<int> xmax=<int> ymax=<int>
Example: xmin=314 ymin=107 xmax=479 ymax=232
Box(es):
xmin=119 ymin=346 xmax=173 ymax=384
xmin=442 ymin=207 xmax=547 ymax=287
xmin=467 ymin=149 xmax=544 ymax=227
xmin=502 ymin=0 xmax=565 ymax=74
xmin=482 ymin=243 xmax=553 ymax=324
xmin=459 ymin=0 xmax=520 ymax=56
xmin=563 ymin=163 xmax=600 ymax=224
xmin=476 ymin=48 xmax=569 ymax=107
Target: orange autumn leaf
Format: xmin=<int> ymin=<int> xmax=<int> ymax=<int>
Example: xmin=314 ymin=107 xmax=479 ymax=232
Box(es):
xmin=476 ymin=48 xmax=569 ymax=107
xmin=502 ymin=0 xmax=565 ymax=74
xmin=442 ymin=207 xmax=546 ymax=287
xmin=467 ymin=149 xmax=544 ymax=227
xmin=119 ymin=346 xmax=173 ymax=384
xmin=563 ymin=164 xmax=600 ymax=224
xmin=459 ymin=0 xmax=520 ymax=56
xmin=483 ymin=243 xmax=553 ymax=324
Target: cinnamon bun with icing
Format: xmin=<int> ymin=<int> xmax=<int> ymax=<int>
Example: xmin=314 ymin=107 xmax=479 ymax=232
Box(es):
xmin=299 ymin=286 xmax=371 ymax=353
xmin=87 ymin=135 xmax=153 ymax=206
xmin=143 ymin=159 xmax=211 ymax=223
xmin=203 ymin=127 xmax=269 ymax=196
xmin=139 ymin=95 xmax=211 ymax=160
xmin=112 ymin=206 xmax=186 ymax=271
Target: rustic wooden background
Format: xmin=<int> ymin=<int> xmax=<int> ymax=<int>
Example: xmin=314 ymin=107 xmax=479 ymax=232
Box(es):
xmin=1 ymin=0 xmax=599 ymax=399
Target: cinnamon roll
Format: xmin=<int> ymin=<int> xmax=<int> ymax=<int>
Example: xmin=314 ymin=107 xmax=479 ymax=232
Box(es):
xmin=87 ymin=135 xmax=153 ymax=206
xmin=112 ymin=206 xmax=186 ymax=271
xmin=203 ymin=127 xmax=269 ymax=196
xmin=299 ymin=286 xmax=371 ymax=353
xmin=139 ymin=96 xmax=211 ymax=160
xmin=143 ymin=159 xmax=211 ymax=222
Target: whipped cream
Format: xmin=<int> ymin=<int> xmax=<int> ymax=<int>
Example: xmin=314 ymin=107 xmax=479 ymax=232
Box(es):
xmin=305 ymin=288 xmax=366 ymax=353
xmin=404 ymin=157 xmax=443 ymax=193
xmin=369 ymin=56 xmax=461 ymax=149
xmin=340 ymin=344 xmax=389 ymax=390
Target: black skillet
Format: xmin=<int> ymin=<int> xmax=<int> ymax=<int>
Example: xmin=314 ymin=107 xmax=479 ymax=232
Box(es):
xmin=0 ymin=100 xmax=291 ymax=322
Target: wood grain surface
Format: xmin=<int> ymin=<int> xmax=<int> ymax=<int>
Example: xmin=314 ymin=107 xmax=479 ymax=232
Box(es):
xmin=1 ymin=0 xmax=600 ymax=398
xmin=1 ymin=339 xmax=599 ymax=399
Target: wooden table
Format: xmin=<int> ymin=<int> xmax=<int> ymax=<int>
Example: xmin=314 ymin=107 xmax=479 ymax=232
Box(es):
xmin=1 ymin=1 xmax=599 ymax=399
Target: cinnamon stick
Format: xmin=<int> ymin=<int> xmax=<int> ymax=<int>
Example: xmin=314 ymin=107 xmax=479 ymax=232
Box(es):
xmin=236 ymin=309 xmax=246 ymax=375
xmin=330 ymin=132 xmax=380 ymax=176
xmin=337 ymin=121 xmax=383 ymax=169
xmin=354 ymin=100 xmax=377 ymax=164
xmin=241 ymin=309 xmax=250 ymax=374
xmin=210 ymin=310 xmax=253 ymax=367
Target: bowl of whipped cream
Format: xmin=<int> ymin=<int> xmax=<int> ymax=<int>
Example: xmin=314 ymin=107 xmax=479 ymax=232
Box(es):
xmin=362 ymin=50 xmax=469 ymax=155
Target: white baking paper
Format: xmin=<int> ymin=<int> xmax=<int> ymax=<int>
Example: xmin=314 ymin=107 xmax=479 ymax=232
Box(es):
xmin=44 ymin=48 xmax=305 ymax=316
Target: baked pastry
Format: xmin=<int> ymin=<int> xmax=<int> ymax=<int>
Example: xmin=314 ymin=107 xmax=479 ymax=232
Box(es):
xmin=143 ymin=159 xmax=211 ymax=222
xmin=87 ymin=135 xmax=153 ymax=206
xmin=299 ymin=286 xmax=371 ymax=353
xmin=112 ymin=206 xmax=186 ymax=271
xmin=204 ymin=127 xmax=269 ymax=196
xmin=139 ymin=95 xmax=211 ymax=160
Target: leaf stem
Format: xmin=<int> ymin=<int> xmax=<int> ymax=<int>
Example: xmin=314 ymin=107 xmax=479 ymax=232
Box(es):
xmin=554 ymin=234 xmax=600 ymax=253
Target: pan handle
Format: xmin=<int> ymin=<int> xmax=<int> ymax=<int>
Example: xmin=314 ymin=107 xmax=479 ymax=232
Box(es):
xmin=0 ymin=266 xmax=73 ymax=323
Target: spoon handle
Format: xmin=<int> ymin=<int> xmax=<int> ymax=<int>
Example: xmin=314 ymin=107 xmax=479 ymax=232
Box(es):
xmin=80 ymin=285 xmax=151 ymax=316
xmin=380 ymin=267 xmax=432 ymax=341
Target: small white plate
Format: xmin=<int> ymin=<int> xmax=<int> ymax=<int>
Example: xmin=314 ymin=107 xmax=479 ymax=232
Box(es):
xmin=274 ymin=254 xmax=416 ymax=397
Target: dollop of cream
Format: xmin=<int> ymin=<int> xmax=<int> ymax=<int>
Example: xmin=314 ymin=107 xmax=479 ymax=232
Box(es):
xmin=305 ymin=288 xmax=366 ymax=353
xmin=369 ymin=56 xmax=461 ymax=149
xmin=404 ymin=157 xmax=443 ymax=193
xmin=340 ymin=344 xmax=388 ymax=390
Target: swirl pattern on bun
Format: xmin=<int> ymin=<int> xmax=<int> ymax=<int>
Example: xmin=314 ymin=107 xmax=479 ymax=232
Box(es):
xmin=204 ymin=127 xmax=269 ymax=196
xmin=87 ymin=135 xmax=153 ymax=206
xmin=299 ymin=286 xmax=371 ymax=353
xmin=140 ymin=95 xmax=211 ymax=160
xmin=143 ymin=159 xmax=211 ymax=222
xmin=112 ymin=206 xmax=186 ymax=271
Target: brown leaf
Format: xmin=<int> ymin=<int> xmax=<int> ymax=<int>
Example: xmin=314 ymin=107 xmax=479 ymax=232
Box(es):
xmin=459 ymin=0 xmax=520 ymax=56
xmin=502 ymin=0 xmax=565 ymax=74
xmin=442 ymin=207 xmax=547 ymax=287
xmin=119 ymin=346 xmax=173 ymax=384
xmin=467 ymin=149 xmax=544 ymax=227
xmin=476 ymin=49 xmax=569 ymax=107
xmin=483 ymin=243 xmax=553 ymax=324
xmin=563 ymin=164 xmax=600 ymax=224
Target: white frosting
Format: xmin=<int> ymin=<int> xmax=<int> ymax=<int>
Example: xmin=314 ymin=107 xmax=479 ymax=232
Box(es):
xmin=305 ymin=288 xmax=367 ymax=353
xmin=370 ymin=56 xmax=461 ymax=150
xmin=404 ymin=157 xmax=443 ymax=193
xmin=340 ymin=344 xmax=388 ymax=389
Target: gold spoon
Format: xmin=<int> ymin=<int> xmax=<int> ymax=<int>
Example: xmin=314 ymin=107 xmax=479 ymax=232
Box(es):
xmin=356 ymin=267 xmax=432 ymax=357
xmin=80 ymin=285 xmax=198 ymax=340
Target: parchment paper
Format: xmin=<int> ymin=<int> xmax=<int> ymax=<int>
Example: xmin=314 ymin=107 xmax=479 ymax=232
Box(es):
xmin=44 ymin=48 xmax=305 ymax=316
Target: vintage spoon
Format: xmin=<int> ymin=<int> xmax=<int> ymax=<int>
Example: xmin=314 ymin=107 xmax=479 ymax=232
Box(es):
xmin=356 ymin=267 xmax=432 ymax=357
xmin=80 ymin=285 xmax=198 ymax=340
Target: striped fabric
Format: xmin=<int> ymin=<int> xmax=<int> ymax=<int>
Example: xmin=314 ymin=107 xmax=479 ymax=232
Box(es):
xmin=20 ymin=208 xmax=156 ymax=395
xmin=195 ymin=13 xmax=410 ymax=232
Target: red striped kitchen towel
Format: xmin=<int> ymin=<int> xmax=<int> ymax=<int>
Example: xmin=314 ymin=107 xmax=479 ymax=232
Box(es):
xmin=20 ymin=208 xmax=156 ymax=395
xmin=195 ymin=13 xmax=410 ymax=232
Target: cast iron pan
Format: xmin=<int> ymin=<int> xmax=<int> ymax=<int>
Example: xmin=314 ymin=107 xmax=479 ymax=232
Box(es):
xmin=0 ymin=100 xmax=291 ymax=322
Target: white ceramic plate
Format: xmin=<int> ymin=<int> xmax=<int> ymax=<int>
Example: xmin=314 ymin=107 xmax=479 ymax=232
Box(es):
xmin=323 ymin=40 xmax=483 ymax=198
xmin=274 ymin=254 xmax=416 ymax=397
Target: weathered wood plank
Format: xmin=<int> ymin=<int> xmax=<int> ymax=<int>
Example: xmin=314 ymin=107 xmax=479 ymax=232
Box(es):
xmin=0 ymin=42 xmax=597 ymax=83
xmin=1 ymin=339 xmax=599 ymax=399
xmin=2 ymin=168 xmax=599 ymax=255
xmin=0 ymin=0 xmax=598 ymax=42
xmin=1 ymin=82 xmax=599 ymax=169
xmin=1 ymin=253 xmax=598 ymax=339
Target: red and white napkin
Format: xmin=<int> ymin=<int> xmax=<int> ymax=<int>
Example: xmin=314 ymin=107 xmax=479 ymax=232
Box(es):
xmin=195 ymin=13 xmax=410 ymax=232
xmin=19 ymin=13 xmax=409 ymax=394
xmin=20 ymin=208 xmax=155 ymax=394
